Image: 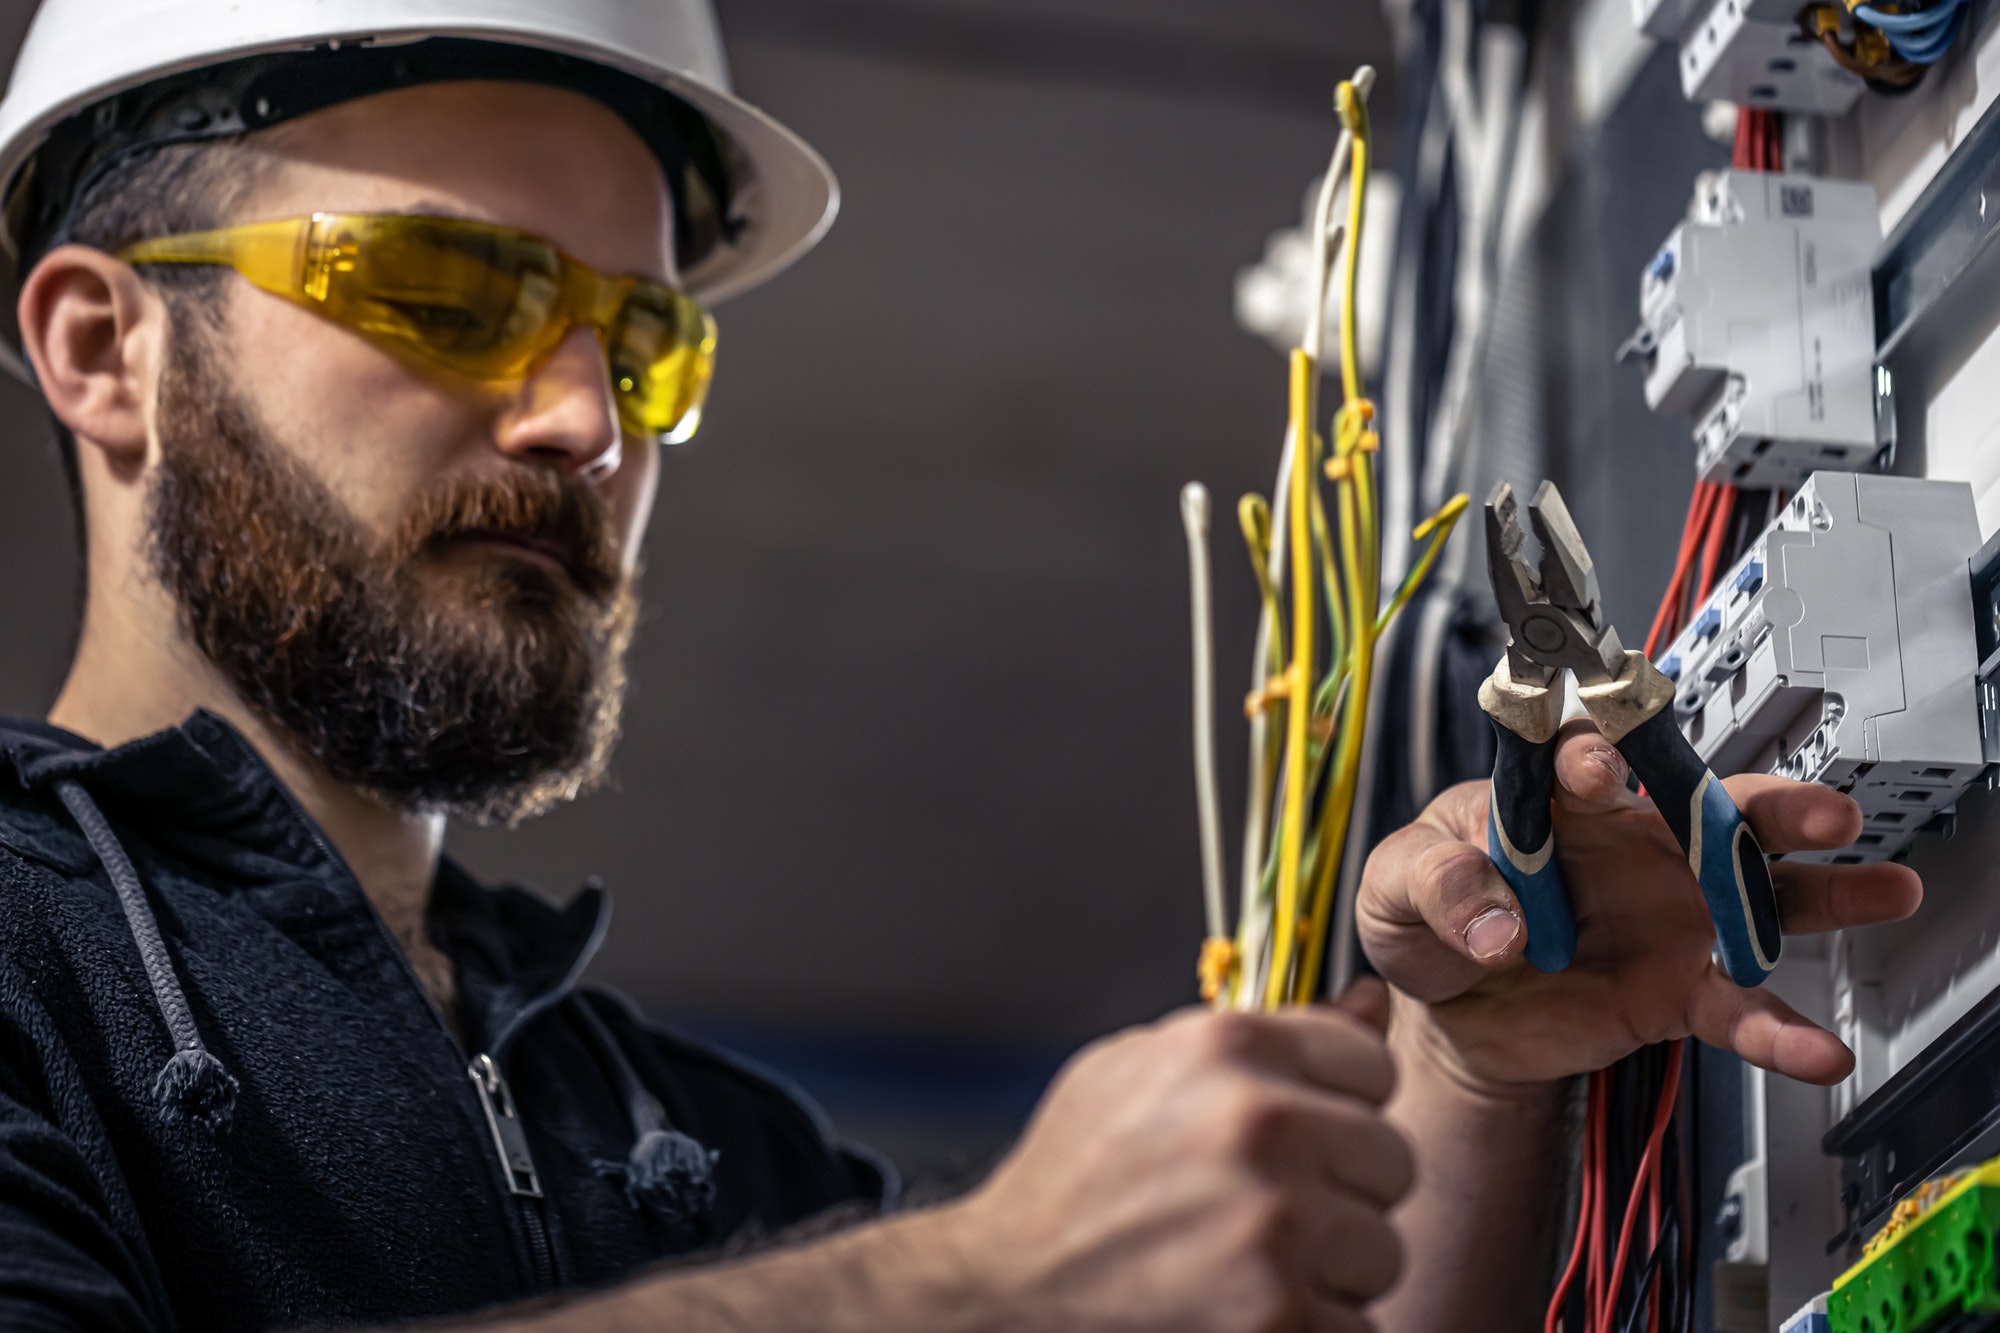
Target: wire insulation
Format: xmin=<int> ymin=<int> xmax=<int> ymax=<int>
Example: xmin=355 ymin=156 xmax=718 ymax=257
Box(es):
xmin=1180 ymin=67 xmax=1469 ymax=1012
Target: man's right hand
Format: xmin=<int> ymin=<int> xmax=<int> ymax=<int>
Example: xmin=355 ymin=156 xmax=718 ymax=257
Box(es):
xmin=937 ymin=983 xmax=1412 ymax=1333
xmin=484 ymin=989 xmax=1411 ymax=1333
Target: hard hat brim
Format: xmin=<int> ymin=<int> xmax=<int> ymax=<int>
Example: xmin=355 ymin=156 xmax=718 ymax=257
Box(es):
xmin=0 ymin=15 xmax=839 ymax=381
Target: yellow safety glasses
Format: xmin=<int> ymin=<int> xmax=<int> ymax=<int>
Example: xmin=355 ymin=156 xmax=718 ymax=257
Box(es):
xmin=119 ymin=212 xmax=717 ymax=445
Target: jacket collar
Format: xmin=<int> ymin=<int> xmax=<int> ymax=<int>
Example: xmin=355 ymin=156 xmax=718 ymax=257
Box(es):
xmin=0 ymin=709 xmax=611 ymax=1050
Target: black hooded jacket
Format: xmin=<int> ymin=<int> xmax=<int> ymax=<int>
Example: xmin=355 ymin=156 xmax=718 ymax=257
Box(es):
xmin=0 ymin=711 xmax=891 ymax=1331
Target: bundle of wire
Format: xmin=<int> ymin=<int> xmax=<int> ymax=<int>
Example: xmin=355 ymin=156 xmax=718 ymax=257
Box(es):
xmin=1540 ymin=105 xmax=1797 ymax=1333
xmin=1799 ymin=0 xmax=1966 ymax=91
xmin=1179 ymin=68 xmax=1470 ymax=1013
xmin=1548 ymin=1044 xmax=1692 ymax=1333
xmin=1850 ymin=0 xmax=1970 ymax=63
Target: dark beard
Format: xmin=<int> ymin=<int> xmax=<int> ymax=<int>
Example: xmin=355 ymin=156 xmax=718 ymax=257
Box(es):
xmin=146 ymin=321 xmax=639 ymax=824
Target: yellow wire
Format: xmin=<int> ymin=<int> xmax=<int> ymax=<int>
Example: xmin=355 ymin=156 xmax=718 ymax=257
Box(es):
xmin=1296 ymin=451 xmax=1373 ymax=1002
xmin=1238 ymin=495 xmax=1287 ymax=674
xmin=1380 ymin=495 xmax=1471 ymax=630
xmin=1263 ymin=355 xmax=1319 ymax=1010
xmin=1223 ymin=71 xmax=1465 ymax=1010
xmin=1334 ymin=82 xmax=1370 ymax=409
xmin=1309 ymin=482 xmax=1350 ymax=680
xmin=1293 ymin=78 xmax=1376 ymax=1006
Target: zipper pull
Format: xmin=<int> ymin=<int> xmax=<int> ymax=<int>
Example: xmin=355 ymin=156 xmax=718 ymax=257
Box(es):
xmin=469 ymin=1052 xmax=543 ymax=1198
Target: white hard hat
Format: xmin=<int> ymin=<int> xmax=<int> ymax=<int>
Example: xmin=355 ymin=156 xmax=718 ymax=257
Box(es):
xmin=0 ymin=0 xmax=839 ymax=372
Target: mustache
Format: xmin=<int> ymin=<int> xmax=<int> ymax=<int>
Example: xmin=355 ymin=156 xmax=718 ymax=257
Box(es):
xmin=396 ymin=470 xmax=623 ymax=601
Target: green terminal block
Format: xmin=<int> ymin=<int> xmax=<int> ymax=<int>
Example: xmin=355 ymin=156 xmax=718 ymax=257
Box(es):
xmin=1830 ymin=1159 xmax=2000 ymax=1333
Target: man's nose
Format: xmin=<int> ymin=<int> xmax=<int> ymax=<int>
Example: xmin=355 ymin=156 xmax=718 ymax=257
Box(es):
xmin=494 ymin=325 xmax=622 ymax=478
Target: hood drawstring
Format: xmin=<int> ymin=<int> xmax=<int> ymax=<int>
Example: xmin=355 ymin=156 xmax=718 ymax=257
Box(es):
xmin=573 ymin=997 xmax=716 ymax=1233
xmin=56 ymin=780 xmax=238 ymax=1133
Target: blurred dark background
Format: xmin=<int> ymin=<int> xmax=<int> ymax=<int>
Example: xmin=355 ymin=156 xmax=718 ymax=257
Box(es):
xmin=0 ymin=0 xmax=1400 ymax=1184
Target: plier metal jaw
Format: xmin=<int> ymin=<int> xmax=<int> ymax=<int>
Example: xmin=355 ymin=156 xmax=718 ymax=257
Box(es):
xmin=1478 ymin=482 xmax=1784 ymax=988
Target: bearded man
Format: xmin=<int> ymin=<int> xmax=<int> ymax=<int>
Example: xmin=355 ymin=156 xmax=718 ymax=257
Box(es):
xmin=0 ymin=4 xmax=1922 ymax=1332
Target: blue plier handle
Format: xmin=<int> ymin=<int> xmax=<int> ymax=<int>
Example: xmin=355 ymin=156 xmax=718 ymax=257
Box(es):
xmin=1481 ymin=664 xmax=1575 ymax=971
xmin=1479 ymin=482 xmax=1782 ymax=988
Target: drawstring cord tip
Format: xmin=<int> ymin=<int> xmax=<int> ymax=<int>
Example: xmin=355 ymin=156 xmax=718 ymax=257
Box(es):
xmin=154 ymin=1047 xmax=238 ymax=1133
xmin=605 ymin=1127 xmax=719 ymax=1225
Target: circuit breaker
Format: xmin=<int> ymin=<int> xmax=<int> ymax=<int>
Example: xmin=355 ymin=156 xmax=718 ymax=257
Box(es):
xmin=1674 ymin=0 xmax=1864 ymax=116
xmin=1656 ymin=472 xmax=1984 ymax=865
xmin=1634 ymin=0 xmax=1864 ymax=115
xmin=1621 ymin=171 xmax=1884 ymax=491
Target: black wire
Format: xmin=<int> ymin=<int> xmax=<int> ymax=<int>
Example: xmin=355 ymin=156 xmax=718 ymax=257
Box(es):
xmin=1656 ymin=1079 xmax=1688 ymax=1333
xmin=1722 ymin=487 xmax=1768 ymax=571
xmin=1683 ymin=1044 xmax=1699 ymax=1333
xmin=1613 ymin=1212 xmax=1682 ymax=1333
xmin=1598 ymin=1044 xmax=1687 ymax=1333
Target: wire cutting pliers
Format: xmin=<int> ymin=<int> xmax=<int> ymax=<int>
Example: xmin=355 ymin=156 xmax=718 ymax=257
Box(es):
xmin=1478 ymin=481 xmax=1784 ymax=988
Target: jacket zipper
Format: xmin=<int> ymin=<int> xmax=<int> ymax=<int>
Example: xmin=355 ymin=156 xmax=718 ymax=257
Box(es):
xmin=470 ymin=1053 xmax=557 ymax=1290
xmin=262 ymin=773 xmax=567 ymax=1294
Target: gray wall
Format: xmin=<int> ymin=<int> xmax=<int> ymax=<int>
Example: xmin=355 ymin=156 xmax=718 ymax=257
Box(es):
xmin=0 ymin=0 xmax=1395 ymax=1176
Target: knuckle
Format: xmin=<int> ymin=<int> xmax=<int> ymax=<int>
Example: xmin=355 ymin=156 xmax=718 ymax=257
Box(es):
xmin=1414 ymin=839 xmax=1498 ymax=904
xmin=1228 ymin=1279 xmax=1287 ymax=1333
xmin=1246 ymin=1189 xmax=1299 ymax=1250
xmin=1366 ymin=1221 xmax=1407 ymax=1296
xmin=1325 ymin=1212 xmax=1403 ymax=1302
xmin=1356 ymin=1121 xmax=1416 ymax=1204
xmin=1197 ymin=1011 xmax=1275 ymax=1065
xmin=1221 ymin=1086 xmax=1299 ymax=1159
xmin=1320 ymin=1024 xmax=1397 ymax=1103
xmin=1359 ymin=1038 xmax=1398 ymax=1100
xmin=1318 ymin=1313 xmax=1375 ymax=1333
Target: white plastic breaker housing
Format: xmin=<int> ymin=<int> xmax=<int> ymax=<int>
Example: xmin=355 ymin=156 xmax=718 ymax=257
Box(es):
xmin=1656 ymin=472 xmax=1985 ymax=865
xmin=1635 ymin=0 xmax=1708 ymax=43
xmin=1623 ymin=170 xmax=1883 ymax=491
xmin=1675 ymin=0 xmax=1863 ymax=115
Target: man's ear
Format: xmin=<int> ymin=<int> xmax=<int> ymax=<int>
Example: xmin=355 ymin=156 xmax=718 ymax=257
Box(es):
xmin=17 ymin=244 xmax=163 ymax=466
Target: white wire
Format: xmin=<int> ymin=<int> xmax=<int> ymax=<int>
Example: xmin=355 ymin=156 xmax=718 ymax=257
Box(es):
xmin=1417 ymin=25 xmax=1523 ymax=514
xmin=1439 ymin=0 xmax=1485 ymax=172
xmin=1180 ymin=483 xmax=1229 ymax=943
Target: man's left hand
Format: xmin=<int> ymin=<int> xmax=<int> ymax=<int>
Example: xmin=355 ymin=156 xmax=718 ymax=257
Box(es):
xmin=1357 ymin=720 xmax=1923 ymax=1088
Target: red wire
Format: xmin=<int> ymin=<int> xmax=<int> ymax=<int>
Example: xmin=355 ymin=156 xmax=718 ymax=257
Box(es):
xmin=1597 ymin=1046 xmax=1686 ymax=1333
xmin=1676 ymin=1045 xmax=1694 ymax=1331
xmin=1646 ymin=1128 xmax=1663 ymax=1332
xmin=1733 ymin=107 xmax=1782 ymax=173
xmin=1547 ymin=1074 xmax=1604 ymax=1333
xmin=1697 ymin=484 xmax=1736 ymax=600
xmin=1680 ymin=482 xmax=1734 ymax=626
xmin=1644 ymin=483 xmax=1719 ymax=657
xmin=1587 ymin=1071 xmax=1608 ymax=1323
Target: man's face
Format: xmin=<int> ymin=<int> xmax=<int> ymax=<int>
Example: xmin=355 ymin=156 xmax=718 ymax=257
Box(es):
xmin=144 ymin=81 xmax=677 ymax=820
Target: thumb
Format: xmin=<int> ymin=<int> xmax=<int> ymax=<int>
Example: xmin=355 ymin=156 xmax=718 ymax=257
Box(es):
xmin=1552 ymin=718 xmax=1637 ymax=816
xmin=1331 ymin=976 xmax=1392 ymax=1035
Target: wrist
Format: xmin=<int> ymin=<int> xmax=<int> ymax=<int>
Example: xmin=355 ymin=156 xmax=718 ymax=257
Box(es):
xmin=616 ymin=1202 xmax=1013 ymax=1333
xmin=870 ymin=1198 xmax=1022 ymax=1333
xmin=1387 ymin=986 xmax=1572 ymax=1112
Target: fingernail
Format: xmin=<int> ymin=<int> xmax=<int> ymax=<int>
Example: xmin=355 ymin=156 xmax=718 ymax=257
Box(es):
xmin=1466 ymin=907 xmax=1521 ymax=960
xmin=1586 ymin=746 xmax=1626 ymax=781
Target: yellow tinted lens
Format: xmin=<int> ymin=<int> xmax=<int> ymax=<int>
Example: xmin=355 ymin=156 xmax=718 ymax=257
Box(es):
xmin=609 ymin=287 xmax=716 ymax=444
xmin=306 ymin=215 xmax=564 ymax=377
